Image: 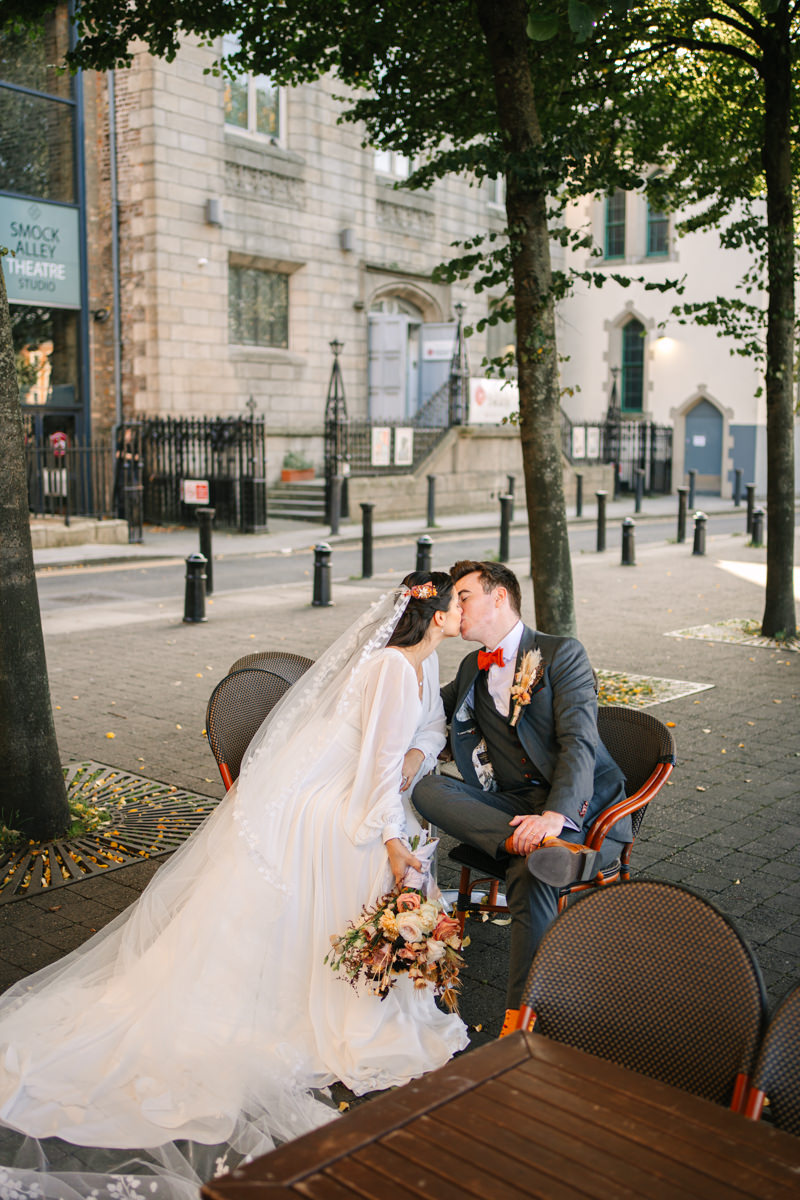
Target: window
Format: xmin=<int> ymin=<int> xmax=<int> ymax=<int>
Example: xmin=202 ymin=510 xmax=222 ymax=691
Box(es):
xmin=374 ymin=149 xmax=411 ymax=178
xmin=621 ymin=319 xmax=644 ymax=412
xmin=647 ymin=200 xmax=669 ymax=256
xmin=222 ymin=35 xmax=281 ymax=140
xmin=228 ymin=265 xmax=288 ymax=348
xmin=604 ymin=191 xmax=626 ymax=260
xmin=487 ymin=176 xmax=505 ymax=207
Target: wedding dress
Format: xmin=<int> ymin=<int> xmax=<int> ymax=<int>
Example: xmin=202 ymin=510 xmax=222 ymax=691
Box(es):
xmin=0 ymin=588 xmax=468 ymax=1199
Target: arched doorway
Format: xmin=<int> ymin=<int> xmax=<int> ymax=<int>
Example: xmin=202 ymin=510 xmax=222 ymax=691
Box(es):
xmin=685 ymin=397 xmax=723 ymax=494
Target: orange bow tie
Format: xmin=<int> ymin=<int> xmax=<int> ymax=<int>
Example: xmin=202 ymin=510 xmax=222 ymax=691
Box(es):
xmin=477 ymin=647 xmax=505 ymax=671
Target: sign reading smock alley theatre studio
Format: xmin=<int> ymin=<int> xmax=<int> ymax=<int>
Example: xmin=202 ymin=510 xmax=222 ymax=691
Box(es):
xmin=0 ymin=195 xmax=81 ymax=309
xmin=468 ymin=377 xmax=519 ymax=424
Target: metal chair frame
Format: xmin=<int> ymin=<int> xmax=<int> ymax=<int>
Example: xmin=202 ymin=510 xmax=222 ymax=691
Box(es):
xmin=448 ymin=704 xmax=677 ymax=932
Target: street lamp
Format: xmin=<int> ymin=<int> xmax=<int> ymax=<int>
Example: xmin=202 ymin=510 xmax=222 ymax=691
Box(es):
xmin=449 ymin=302 xmax=470 ymax=426
xmin=606 ymin=366 xmax=621 ymax=499
xmin=324 ymin=339 xmax=349 ymax=526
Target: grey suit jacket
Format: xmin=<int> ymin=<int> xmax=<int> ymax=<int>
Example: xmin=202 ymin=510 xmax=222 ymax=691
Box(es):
xmin=441 ymin=626 xmax=630 ymax=839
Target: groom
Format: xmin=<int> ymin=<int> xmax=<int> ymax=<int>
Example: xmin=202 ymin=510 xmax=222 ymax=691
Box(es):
xmin=413 ymin=560 xmax=628 ymax=1035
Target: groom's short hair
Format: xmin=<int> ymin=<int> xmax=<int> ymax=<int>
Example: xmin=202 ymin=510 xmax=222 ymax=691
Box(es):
xmin=450 ymin=560 xmax=522 ymax=617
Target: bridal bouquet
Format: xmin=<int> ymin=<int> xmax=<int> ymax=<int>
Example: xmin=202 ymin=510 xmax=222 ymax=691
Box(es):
xmin=325 ymin=836 xmax=465 ymax=1012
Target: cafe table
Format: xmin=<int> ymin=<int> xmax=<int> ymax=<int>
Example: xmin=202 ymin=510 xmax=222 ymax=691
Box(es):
xmin=202 ymin=1031 xmax=800 ymax=1199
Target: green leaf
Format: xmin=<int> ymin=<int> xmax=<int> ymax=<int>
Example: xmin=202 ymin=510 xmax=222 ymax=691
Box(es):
xmin=526 ymin=12 xmax=558 ymax=40
xmin=568 ymin=0 xmax=597 ymax=42
xmin=760 ymin=0 xmax=781 ymax=11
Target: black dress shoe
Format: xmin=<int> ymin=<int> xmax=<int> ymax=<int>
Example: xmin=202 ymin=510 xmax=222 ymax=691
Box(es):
xmin=526 ymin=837 xmax=598 ymax=888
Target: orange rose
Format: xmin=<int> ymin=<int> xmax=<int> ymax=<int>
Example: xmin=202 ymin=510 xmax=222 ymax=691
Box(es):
xmin=396 ymin=891 xmax=421 ymax=911
xmin=433 ymin=914 xmax=461 ymax=945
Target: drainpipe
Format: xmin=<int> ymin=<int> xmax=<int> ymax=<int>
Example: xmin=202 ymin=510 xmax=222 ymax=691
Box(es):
xmin=107 ymin=70 xmax=123 ymax=427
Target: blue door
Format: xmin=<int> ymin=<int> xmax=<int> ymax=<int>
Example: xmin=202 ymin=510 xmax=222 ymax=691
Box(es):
xmin=685 ymin=398 xmax=722 ymax=494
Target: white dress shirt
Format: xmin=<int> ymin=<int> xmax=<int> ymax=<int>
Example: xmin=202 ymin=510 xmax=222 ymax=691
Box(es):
xmin=483 ymin=619 xmax=524 ymax=716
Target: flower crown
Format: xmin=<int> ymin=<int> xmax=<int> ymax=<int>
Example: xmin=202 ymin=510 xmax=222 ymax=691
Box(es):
xmin=408 ymin=583 xmax=437 ymax=601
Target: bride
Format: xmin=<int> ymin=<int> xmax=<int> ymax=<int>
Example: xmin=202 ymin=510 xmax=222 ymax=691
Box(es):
xmin=0 ymin=571 xmax=468 ymax=1198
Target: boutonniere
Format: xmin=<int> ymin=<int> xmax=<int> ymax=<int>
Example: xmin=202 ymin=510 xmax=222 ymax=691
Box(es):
xmin=509 ymin=649 xmax=544 ymax=727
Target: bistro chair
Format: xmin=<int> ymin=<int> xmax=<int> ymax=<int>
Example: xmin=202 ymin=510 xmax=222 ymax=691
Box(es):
xmin=516 ymin=879 xmax=767 ymax=1111
xmin=448 ymin=705 xmax=677 ymax=932
xmin=743 ymin=982 xmax=800 ymax=1134
xmin=227 ymin=650 xmax=314 ymax=685
xmin=206 ymin=667 xmax=296 ymax=790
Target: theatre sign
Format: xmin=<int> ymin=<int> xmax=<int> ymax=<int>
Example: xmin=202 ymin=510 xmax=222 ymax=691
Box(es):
xmin=0 ymin=195 xmax=81 ymax=309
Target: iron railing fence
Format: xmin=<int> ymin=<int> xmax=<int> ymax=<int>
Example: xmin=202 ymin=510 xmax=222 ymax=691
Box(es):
xmin=117 ymin=416 xmax=267 ymax=531
xmin=341 ymin=420 xmax=448 ymax=477
xmin=26 ymin=440 xmax=116 ymax=524
xmin=561 ymin=412 xmax=673 ymax=495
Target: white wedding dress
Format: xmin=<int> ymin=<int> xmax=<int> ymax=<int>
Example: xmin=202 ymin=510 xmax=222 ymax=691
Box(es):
xmin=0 ymin=592 xmax=468 ymax=1200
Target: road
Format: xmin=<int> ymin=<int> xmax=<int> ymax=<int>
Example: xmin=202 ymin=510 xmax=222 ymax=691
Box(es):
xmin=36 ymin=512 xmax=761 ymax=612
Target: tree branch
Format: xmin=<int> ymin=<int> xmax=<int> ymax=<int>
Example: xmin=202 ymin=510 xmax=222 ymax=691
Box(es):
xmin=646 ymin=35 xmax=761 ymax=71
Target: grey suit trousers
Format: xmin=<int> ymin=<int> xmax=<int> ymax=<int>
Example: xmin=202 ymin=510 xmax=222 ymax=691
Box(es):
xmin=413 ymin=772 xmax=623 ymax=1009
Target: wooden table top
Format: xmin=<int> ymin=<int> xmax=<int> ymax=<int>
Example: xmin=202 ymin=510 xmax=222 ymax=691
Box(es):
xmin=203 ymin=1032 xmax=800 ymax=1199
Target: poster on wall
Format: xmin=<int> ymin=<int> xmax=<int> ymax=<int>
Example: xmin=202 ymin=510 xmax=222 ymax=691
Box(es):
xmin=394 ymin=427 xmax=414 ymax=466
xmin=586 ymin=427 xmax=601 ymax=459
xmin=0 ymin=195 xmax=81 ymax=309
xmin=572 ymin=427 xmax=586 ymax=459
xmin=468 ymin=377 xmax=519 ymax=424
xmin=371 ymin=426 xmax=391 ymax=466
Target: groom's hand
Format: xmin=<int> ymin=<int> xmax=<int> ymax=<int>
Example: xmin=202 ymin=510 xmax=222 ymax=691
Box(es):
xmin=507 ymin=811 xmax=565 ymax=855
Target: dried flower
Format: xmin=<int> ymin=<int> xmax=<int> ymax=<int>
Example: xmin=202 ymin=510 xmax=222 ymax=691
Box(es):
xmin=509 ymin=649 xmax=543 ymax=727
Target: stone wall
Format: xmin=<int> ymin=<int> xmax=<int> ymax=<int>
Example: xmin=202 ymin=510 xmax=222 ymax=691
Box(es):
xmin=345 ymin=426 xmax=613 ymax=521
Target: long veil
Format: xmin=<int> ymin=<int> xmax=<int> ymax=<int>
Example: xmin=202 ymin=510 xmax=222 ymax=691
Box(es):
xmin=0 ymin=587 xmax=413 ymax=1200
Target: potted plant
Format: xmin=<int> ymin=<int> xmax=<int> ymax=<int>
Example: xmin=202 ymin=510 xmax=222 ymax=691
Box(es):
xmin=281 ymin=451 xmax=315 ymax=483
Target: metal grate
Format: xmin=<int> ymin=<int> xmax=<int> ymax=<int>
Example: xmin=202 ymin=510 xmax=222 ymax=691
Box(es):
xmin=0 ymin=762 xmax=218 ymax=905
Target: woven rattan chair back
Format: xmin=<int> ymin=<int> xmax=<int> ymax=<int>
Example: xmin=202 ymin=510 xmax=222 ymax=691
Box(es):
xmin=597 ymin=705 xmax=676 ymax=837
xmin=227 ymin=650 xmax=313 ymax=686
xmin=745 ymin=982 xmax=800 ymax=1133
xmin=206 ymin=668 xmax=293 ymax=789
xmin=519 ymin=879 xmax=767 ymax=1109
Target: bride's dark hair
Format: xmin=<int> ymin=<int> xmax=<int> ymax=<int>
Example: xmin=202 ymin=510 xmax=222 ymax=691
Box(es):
xmin=387 ymin=571 xmax=455 ymax=648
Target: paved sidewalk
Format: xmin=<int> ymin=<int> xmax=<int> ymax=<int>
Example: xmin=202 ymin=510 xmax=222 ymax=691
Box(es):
xmin=2 ymin=525 xmax=798 ymax=1051
xmin=32 ymin=493 xmax=752 ymax=570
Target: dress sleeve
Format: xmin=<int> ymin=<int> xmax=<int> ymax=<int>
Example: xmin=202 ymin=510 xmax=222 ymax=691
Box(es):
xmin=408 ymin=653 xmax=447 ymax=780
xmin=340 ymin=650 xmax=420 ymax=846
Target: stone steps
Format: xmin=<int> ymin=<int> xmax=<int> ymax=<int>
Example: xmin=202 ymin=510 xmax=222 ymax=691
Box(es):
xmin=267 ymin=480 xmax=326 ymax=522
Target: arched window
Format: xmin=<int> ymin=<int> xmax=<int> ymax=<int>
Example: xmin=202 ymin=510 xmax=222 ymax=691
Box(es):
xmin=621 ymin=319 xmax=645 ymax=412
xmin=604 ymin=192 xmax=626 ymax=259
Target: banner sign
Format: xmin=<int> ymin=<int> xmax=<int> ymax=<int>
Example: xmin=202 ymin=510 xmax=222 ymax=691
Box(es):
xmin=468 ymin=377 xmax=519 ymax=425
xmin=0 ymin=195 xmax=81 ymax=309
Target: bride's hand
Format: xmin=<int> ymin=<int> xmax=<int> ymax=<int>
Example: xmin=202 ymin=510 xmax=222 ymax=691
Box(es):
xmin=385 ymin=838 xmax=422 ymax=887
xmin=399 ymin=748 xmax=425 ymax=792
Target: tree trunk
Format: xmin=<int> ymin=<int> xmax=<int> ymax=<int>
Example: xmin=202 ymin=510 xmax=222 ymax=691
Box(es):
xmin=760 ymin=12 xmax=797 ymax=639
xmin=0 ymin=264 xmax=71 ymax=839
xmin=475 ymin=0 xmax=576 ymax=636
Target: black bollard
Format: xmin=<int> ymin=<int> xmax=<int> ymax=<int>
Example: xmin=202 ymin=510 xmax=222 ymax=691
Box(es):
xmin=360 ymin=502 xmax=374 ymax=579
xmin=183 ymin=553 xmax=208 ymax=623
xmin=596 ymin=490 xmax=608 ymax=552
xmin=329 ymin=475 xmax=342 ymax=536
xmin=692 ymin=511 xmax=707 ymax=556
xmin=734 ymin=468 xmax=743 ymax=508
xmin=416 ymin=534 xmax=433 ymax=573
xmin=506 ymin=474 xmax=515 ymax=523
xmin=746 ymin=483 xmax=756 ymax=535
xmin=196 ymin=506 xmax=216 ymax=595
xmin=621 ymin=517 xmax=636 ymax=566
xmin=499 ymin=494 xmax=512 ymax=562
xmin=750 ymin=506 xmax=765 ymax=547
xmin=312 ymin=543 xmax=333 ymax=606
xmin=575 ymin=472 xmax=583 ymax=518
xmin=688 ymin=468 xmax=697 ymax=510
xmin=426 ymin=475 xmax=436 ymax=528
xmin=634 ymin=468 xmax=645 ymax=515
xmin=677 ymin=486 xmax=688 ymax=544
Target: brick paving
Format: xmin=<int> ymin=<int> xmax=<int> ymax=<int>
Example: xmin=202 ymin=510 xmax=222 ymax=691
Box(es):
xmin=2 ymin=527 xmax=798 ymax=1053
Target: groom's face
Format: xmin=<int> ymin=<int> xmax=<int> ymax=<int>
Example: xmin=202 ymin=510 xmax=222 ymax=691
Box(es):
xmin=455 ymin=571 xmax=503 ymax=645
